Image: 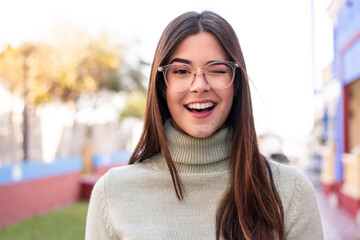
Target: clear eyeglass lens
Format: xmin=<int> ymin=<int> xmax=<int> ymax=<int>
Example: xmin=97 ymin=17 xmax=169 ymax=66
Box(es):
xmin=166 ymin=65 xmax=193 ymax=91
xmin=165 ymin=63 xmax=233 ymax=91
xmin=205 ymin=63 xmax=232 ymax=88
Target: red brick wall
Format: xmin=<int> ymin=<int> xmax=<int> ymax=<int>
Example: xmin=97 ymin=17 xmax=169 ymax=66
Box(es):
xmin=0 ymin=172 xmax=81 ymax=228
xmin=79 ymin=164 xmax=127 ymax=200
xmin=339 ymin=191 xmax=360 ymax=219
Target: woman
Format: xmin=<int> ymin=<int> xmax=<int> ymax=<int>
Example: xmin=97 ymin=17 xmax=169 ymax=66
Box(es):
xmin=85 ymin=11 xmax=324 ymax=240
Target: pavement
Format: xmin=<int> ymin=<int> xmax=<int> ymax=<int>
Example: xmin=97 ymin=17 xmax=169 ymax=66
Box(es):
xmin=303 ymin=168 xmax=360 ymax=240
xmin=316 ymin=188 xmax=360 ymax=240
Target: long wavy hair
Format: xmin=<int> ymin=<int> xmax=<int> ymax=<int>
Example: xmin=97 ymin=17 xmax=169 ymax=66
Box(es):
xmin=129 ymin=11 xmax=285 ymax=240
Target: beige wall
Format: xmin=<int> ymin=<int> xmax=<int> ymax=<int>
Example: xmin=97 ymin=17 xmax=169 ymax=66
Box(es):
xmin=348 ymin=78 xmax=360 ymax=151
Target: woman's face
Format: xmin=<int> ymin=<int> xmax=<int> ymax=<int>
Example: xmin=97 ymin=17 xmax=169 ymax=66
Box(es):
xmin=166 ymin=32 xmax=234 ymax=138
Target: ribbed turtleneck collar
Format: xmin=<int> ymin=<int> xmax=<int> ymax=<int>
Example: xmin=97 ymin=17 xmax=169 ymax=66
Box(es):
xmin=156 ymin=119 xmax=231 ymax=173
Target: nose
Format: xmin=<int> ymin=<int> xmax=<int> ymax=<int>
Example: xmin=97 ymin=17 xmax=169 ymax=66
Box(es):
xmin=189 ymin=69 xmax=211 ymax=93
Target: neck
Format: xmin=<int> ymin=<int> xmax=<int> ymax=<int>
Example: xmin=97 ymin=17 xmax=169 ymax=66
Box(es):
xmin=156 ymin=119 xmax=232 ymax=173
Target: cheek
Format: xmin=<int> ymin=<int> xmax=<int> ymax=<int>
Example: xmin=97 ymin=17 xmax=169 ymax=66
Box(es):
xmin=166 ymin=89 xmax=182 ymax=112
xmin=222 ymin=97 xmax=233 ymax=118
xmin=222 ymin=88 xmax=234 ymax=111
xmin=165 ymin=89 xmax=171 ymax=107
xmin=219 ymin=90 xmax=234 ymax=123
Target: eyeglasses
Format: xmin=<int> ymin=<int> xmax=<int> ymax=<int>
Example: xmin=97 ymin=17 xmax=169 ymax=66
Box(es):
xmin=157 ymin=61 xmax=239 ymax=92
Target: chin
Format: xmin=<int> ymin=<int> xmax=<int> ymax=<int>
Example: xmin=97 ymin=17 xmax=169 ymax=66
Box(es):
xmin=186 ymin=127 xmax=217 ymax=139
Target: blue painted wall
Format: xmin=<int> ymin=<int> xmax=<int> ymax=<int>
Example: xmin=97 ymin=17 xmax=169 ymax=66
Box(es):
xmin=334 ymin=0 xmax=360 ymax=84
xmin=92 ymin=150 xmax=131 ymax=168
xmin=0 ymin=150 xmax=131 ymax=186
xmin=343 ymin=39 xmax=360 ymax=83
xmin=0 ymin=155 xmax=82 ymax=186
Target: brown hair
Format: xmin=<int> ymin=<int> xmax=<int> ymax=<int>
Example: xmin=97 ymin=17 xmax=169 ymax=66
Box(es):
xmin=129 ymin=11 xmax=285 ymax=240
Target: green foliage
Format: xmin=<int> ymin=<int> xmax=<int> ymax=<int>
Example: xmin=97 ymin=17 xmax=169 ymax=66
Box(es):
xmin=118 ymin=60 xmax=149 ymax=93
xmin=0 ymin=32 xmax=125 ymax=107
xmin=0 ymin=25 xmax=150 ymax=110
xmin=120 ymin=91 xmax=147 ymax=120
xmin=0 ymin=201 xmax=89 ymax=240
xmin=0 ymin=43 xmax=35 ymax=94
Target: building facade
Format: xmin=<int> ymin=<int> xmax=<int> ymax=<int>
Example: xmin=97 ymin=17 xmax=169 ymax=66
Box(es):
xmin=321 ymin=0 xmax=360 ymax=222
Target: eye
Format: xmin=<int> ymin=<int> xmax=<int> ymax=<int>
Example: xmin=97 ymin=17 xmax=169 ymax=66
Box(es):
xmin=207 ymin=63 xmax=230 ymax=75
xmin=210 ymin=70 xmax=226 ymax=74
xmin=170 ymin=65 xmax=192 ymax=75
xmin=173 ymin=68 xmax=191 ymax=74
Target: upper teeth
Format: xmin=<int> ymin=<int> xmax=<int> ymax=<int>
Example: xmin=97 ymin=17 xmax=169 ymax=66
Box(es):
xmin=187 ymin=102 xmax=214 ymax=110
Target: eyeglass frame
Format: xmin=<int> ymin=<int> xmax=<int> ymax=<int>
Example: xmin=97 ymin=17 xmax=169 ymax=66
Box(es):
xmin=157 ymin=61 xmax=239 ymax=92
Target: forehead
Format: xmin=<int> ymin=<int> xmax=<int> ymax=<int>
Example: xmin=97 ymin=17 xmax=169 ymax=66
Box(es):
xmin=169 ymin=32 xmax=229 ymax=65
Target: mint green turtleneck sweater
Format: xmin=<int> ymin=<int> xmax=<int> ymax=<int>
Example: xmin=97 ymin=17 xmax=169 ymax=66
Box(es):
xmin=85 ymin=120 xmax=324 ymax=240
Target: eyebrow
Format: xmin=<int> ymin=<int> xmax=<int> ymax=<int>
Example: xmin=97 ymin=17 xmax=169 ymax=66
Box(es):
xmin=169 ymin=58 xmax=222 ymax=65
xmin=170 ymin=58 xmax=191 ymax=64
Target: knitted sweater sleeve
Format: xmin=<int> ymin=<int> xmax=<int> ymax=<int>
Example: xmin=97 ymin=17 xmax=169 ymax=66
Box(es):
xmin=85 ymin=175 xmax=116 ymax=240
xmin=285 ymin=173 xmax=324 ymax=240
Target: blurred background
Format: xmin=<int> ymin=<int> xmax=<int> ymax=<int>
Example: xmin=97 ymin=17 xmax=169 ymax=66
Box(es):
xmin=0 ymin=0 xmax=359 ymax=239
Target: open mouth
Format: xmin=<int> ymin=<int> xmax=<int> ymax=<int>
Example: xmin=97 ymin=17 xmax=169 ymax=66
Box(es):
xmin=185 ymin=102 xmax=216 ymax=113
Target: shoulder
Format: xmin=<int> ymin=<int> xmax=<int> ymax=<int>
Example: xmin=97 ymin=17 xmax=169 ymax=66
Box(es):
xmin=103 ymin=155 xmax=163 ymax=182
xmin=268 ymin=159 xmax=313 ymax=190
xmin=267 ymin=160 xmax=316 ymax=210
xmin=267 ymin=161 xmax=324 ymax=238
xmin=268 ymin=160 xmax=324 ymax=238
xmin=92 ymin=153 xmax=169 ymax=196
xmin=87 ymin=157 xmax=166 ymax=240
